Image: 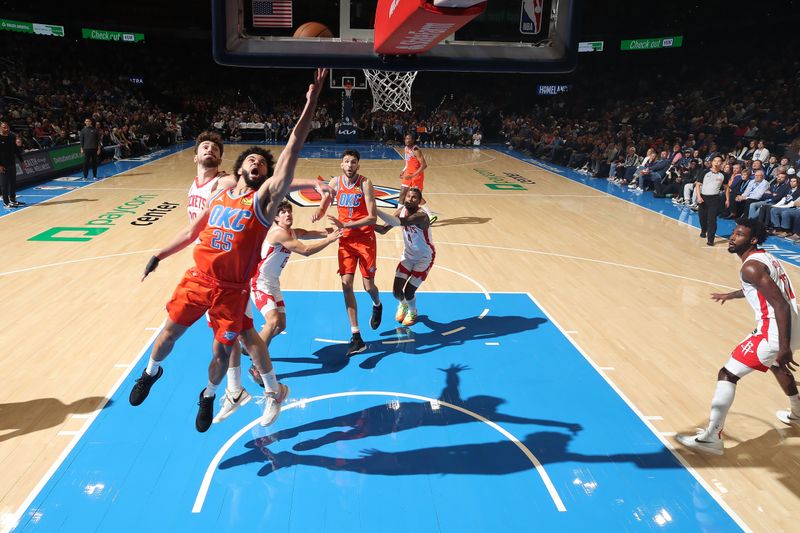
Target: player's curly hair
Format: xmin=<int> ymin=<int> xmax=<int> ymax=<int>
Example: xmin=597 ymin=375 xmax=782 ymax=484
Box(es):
xmin=276 ymin=200 xmax=292 ymax=214
xmin=194 ymin=131 xmax=224 ymax=156
xmin=232 ymin=146 xmax=275 ymax=178
xmin=735 ymin=216 xmax=768 ymax=244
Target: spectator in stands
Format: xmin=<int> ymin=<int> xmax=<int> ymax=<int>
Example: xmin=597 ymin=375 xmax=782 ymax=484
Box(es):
xmin=79 ymin=118 xmax=101 ymax=180
xmin=749 ymin=170 xmax=790 ymax=219
xmin=730 ymin=169 xmax=769 ymax=219
xmin=753 ymin=140 xmax=770 ymax=163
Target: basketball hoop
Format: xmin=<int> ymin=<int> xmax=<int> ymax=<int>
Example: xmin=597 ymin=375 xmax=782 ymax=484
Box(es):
xmin=363 ymin=69 xmax=418 ymax=112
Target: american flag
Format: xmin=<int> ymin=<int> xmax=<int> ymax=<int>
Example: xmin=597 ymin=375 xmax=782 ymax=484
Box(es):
xmin=252 ymin=0 xmax=292 ymax=28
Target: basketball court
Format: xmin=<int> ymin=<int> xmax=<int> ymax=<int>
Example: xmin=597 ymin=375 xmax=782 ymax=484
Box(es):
xmin=3 ymin=1 xmax=800 ymax=532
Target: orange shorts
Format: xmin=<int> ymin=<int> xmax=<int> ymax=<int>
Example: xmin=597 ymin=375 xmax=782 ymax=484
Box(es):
xmin=166 ymin=268 xmax=250 ymax=345
xmin=401 ymin=172 xmax=425 ymax=191
xmin=338 ymin=233 xmax=377 ymax=278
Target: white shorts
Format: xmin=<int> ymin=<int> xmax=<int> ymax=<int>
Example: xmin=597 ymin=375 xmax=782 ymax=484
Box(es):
xmin=396 ymin=255 xmax=433 ymax=287
xmin=252 ymin=284 xmax=285 ymax=315
xmin=724 ymin=327 xmax=779 ymax=378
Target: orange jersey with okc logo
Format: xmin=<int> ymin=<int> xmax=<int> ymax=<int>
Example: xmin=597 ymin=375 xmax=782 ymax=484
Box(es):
xmin=403 ymin=145 xmax=423 ymax=177
xmin=193 ymin=188 xmax=271 ymax=284
xmin=334 ymin=174 xmax=374 ymax=240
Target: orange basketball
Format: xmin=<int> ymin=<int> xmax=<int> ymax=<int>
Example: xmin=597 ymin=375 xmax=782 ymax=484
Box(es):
xmin=293 ymin=22 xmax=334 ymax=38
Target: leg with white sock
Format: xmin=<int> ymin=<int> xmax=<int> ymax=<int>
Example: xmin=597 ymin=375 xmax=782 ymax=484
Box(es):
xmin=770 ymin=364 xmax=800 ymax=426
xmin=676 ymin=367 xmax=740 ymax=455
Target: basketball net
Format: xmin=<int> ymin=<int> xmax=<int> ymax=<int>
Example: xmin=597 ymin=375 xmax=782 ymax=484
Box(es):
xmin=343 ymin=82 xmax=354 ymax=99
xmin=363 ymin=69 xmax=418 ymax=112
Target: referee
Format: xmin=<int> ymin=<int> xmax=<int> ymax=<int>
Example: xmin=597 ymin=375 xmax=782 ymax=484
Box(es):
xmin=79 ymin=118 xmax=101 ymax=179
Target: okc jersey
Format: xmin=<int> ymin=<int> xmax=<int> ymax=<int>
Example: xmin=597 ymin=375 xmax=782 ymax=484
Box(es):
xmin=741 ymin=250 xmax=799 ymax=349
xmin=187 ymin=173 xmax=224 ymax=222
xmin=402 ymin=145 xmax=422 ymax=176
xmin=399 ymin=206 xmax=434 ymax=262
xmin=193 ymin=188 xmax=270 ymax=284
xmin=253 ymin=226 xmax=293 ymax=290
xmin=333 ymin=174 xmax=374 ymax=239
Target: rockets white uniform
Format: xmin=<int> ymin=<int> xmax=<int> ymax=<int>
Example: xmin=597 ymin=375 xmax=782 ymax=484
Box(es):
xmin=397 ymin=206 xmax=435 ymax=286
xmin=727 ymin=249 xmax=799 ymax=376
xmin=250 ymin=226 xmax=293 ymax=314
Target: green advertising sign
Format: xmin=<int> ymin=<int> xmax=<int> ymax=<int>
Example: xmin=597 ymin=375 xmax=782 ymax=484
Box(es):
xmin=0 ymin=18 xmax=64 ymax=37
xmin=620 ymin=35 xmax=683 ymax=51
xmin=578 ymin=41 xmax=604 ymax=53
xmin=49 ymin=145 xmax=83 ymax=171
xmin=82 ymin=28 xmax=145 ymax=43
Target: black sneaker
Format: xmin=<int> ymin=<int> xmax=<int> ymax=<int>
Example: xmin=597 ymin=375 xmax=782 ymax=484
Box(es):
xmin=196 ymin=390 xmax=215 ymax=432
xmin=347 ymin=334 xmax=367 ymax=356
xmin=11 ymin=200 xmax=25 ymax=206
xmin=129 ymin=366 xmax=163 ymax=406
xmin=370 ymin=303 xmax=383 ymax=330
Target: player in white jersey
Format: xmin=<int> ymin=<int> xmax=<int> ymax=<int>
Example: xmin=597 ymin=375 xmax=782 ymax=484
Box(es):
xmin=677 ymin=218 xmax=800 ymax=455
xmin=374 ymin=187 xmax=434 ymax=326
xmin=188 ymin=132 xmax=229 ymax=223
xmin=246 ymin=200 xmax=342 ymax=385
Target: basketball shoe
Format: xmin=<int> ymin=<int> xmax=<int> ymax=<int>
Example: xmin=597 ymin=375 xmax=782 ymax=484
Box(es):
xmin=213 ymin=388 xmax=252 ymax=423
xmin=129 ymin=366 xmax=163 ymax=406
xmin=196 ymin=390 xmax=215 ymax=433
xmin=395 ymin=302 xmax=408 ymax=323
xmin=676 ymin=430 xmax=723 ymax=455
xmin=260 ymin=383 xmax=290 ymax=427
xmin=776 ymin=410 xmax=800 ymax=428
xmin=402 ymin=310 xmax=418 ymax=326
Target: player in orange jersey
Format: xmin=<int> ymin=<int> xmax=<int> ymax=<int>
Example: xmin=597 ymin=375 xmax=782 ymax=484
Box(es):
xmin=399 ymin=133 xmax=435 ymax=223
xmin=315 ymin=149 xmax=383 ymax=355
xmin=131 ymin=69 xmax=330 ymax=433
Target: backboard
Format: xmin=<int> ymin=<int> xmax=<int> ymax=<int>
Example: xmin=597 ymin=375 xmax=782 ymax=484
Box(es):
xmin=212 ymin=0 xmax=579 ymax=73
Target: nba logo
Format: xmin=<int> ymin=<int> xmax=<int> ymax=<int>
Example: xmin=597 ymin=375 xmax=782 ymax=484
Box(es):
xmin=520 ymin=0 xmax=543 ymax=35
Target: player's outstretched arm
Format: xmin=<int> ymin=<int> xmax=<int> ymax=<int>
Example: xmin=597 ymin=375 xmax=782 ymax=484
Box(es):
xmin=275 ymin=227 xmax=343 ymax=257
xmin=313 ymin=176 xmax=336 ymax=222
xmin=142 ymin=210 xmax=209 ymax=281
xmin=257 ymin=68 xmax=328 ymax=220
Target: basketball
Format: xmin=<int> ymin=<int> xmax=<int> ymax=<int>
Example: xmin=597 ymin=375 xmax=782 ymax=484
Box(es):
xmin=293 ymin=22 xmax=334 ymax=38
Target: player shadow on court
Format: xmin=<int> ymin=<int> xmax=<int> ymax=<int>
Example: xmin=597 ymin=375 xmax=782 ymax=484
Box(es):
xmin=0 ymin=397 xmax=111 ymax=443
xmin=219 ymin=364 xmax=583 ymax=472
xmin=272 ymin=314 xmax=547 ymax=379
xmin=249 ymin=430 xmax=682 ymax=478
xmin=426 ymin=216 xmax=491 ymax=227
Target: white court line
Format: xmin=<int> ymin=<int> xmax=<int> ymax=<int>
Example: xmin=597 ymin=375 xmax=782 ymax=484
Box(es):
xmin=287 ymin=254 xmax=492 ymax=300
xmin=314 ymin=338 xmax=348 ymax=344
xmin=485 ymin=342 xmax=500 ymax=346
xmin=192 ymin=390 xmax=566 ymax=514
xmin=565 ymin=330 xmax=578 ymax=334
xmin=382 ymin=339 xmax=416 ymax=345
xmin=0 ymin=249 xmax=160 ymax=277
xmin=442 ymin=326 xmax=466 ymax=336
xmin=7 ymin=322 xmax=165 ymax=533
xmin=478 ymin=308 xmax=489 ymax=319
xmin=432 ymin=241 xmax=739 ymax=290
xmin=523 ymin=291 xmax=750 ymax=532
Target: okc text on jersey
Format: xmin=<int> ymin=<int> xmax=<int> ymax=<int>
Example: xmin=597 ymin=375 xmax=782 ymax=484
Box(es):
xmin=208 ymin=205 xmax=252 ymax=231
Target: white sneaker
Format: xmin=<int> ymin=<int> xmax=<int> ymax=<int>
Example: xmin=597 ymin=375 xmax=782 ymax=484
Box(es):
xmin=776 ymin=409 xmax=800 ymax=428
xmin=212 ymin=388 xmax=252 ymax=423
xmin=676 ymin=430 xmax=724 ymax=455
xmin=260 ymin=383 xmax=290 ymax=427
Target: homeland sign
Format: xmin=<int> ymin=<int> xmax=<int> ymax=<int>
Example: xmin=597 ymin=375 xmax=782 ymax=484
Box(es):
xmin=0 ymin=18 xmax=64 ymax=37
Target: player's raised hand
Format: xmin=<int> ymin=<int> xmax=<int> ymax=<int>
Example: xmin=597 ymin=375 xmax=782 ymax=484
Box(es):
xmin=306 ymin=68 xmax=328 ymax=102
